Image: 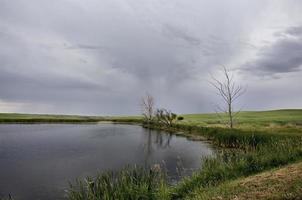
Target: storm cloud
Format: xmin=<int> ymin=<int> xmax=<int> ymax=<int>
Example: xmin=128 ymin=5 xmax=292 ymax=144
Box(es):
xmin=0 ymin=0 xmax=301 ymax=115
xmin=243 ymin=26 xmax=302 ymax=75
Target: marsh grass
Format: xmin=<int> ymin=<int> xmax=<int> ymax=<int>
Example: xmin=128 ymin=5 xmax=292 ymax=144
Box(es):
xmin=143 ymin=121 xmax=302 ymax=199
xmin=172 ymin=138 xmax=302 ymax=199
xmin=67 ymin=165 xmax=170 ymax=200
xmin=66 ymin=137 xmax=302 ymax=200
xmin=143 ymin=122 xmax=287 ymax=149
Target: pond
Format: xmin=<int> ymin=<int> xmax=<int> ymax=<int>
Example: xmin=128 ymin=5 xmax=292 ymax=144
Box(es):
xmin=0 ymin=124 xmax=214 ymax=200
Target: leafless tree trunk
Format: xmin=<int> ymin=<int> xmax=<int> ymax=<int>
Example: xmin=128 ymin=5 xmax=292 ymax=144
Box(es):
xmin=141 ymin=93 xmax=155 ymax=123
xmin=210 ymin=67 xmax=246 ymax=128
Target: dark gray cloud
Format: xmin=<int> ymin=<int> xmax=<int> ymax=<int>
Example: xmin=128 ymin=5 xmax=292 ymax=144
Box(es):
xmin=0 ymin=0 xmax=302 ymax=115
xmin=243 ymin=26 xmax=302 ymax=75
xmin=285 ymin=26 xmax=302 ymax=37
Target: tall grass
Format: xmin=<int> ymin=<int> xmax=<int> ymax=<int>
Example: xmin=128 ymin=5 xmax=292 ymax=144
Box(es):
xmin=143 ymin=122 xmax=288 ymax=149
xmin=67 ymin=166 xmax=170 ymax=200
xmin=172 ymin=138 xmax=302 ymax=199
xmin=66 ymin=137 xmax=302 ymax=200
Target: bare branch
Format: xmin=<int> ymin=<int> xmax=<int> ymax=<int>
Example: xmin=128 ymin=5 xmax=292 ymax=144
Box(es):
xmin=141 ymin=93 xmax=155 ymax=123
xmin=210 ymin=66 xmax=246 ymax=128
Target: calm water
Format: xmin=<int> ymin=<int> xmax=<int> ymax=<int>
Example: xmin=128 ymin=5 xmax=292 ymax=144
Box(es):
xmin=0 ymin=124 xmax=213 ymax=200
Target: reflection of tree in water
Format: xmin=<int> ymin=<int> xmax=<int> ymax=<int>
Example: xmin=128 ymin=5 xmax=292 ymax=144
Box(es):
xmin=143 ymin=129 xmax=197 ymax=181
xmin=143 ymin=129 xmax=173 ymax=167
xmin=155 ymin=130 xmax=172 ymax=149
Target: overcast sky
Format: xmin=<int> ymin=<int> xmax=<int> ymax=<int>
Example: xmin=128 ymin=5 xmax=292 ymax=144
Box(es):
xmin=0 ymin=0 xmax=302 ymax=115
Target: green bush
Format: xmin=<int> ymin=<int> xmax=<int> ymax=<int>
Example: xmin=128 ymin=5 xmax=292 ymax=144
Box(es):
xmin=177 ymin=116 xmax=184 ymax=121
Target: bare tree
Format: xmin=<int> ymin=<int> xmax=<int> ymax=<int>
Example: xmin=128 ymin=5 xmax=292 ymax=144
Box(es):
xmin=210 ymin=67 xmax=246 ymax=128
xmin=155 ymin=108 xmax=177 ymax=127
xmin=141 ymin=93 xmax=155 ymax=123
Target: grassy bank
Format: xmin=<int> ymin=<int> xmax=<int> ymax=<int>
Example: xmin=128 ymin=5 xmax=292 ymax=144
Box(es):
xmin=65 ymin=133 xmax=302 ymax=200
xmin=142 ymin=123 xmax=289 ymax=149
xmin=187 ymin=161 xmax=302 ymax=200
xmin=172 ymin=138 xmax=302 ymax=199
xmin=67 ymin=166 xmax=170 ymax=200
xmin=140 ymin=120 xmax=302 ymax=199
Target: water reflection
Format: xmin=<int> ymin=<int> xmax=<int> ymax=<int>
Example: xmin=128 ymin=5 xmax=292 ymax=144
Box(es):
xmin=143 ymin=129 xmax=179 ymax=177
xmin=0 ymin=124 xmax=213 ymax=200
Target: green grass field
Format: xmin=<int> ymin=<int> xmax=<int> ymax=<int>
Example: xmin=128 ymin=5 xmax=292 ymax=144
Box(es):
xmin=0 ymin=113 xmax=142 ymax=123
xmin=183 ymin=109 xmax=302 ymax=125
xmin=0 ymin=113 xmax=104 ymax=123
xmin=181 ymin=109 xmax=302 ymax=135
xmin=1 ymin=109 xmax=302 ymax=128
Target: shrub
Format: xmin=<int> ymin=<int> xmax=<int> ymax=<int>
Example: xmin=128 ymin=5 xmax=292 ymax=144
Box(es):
xmin=177 ymin=116 xmax=184 ymax=121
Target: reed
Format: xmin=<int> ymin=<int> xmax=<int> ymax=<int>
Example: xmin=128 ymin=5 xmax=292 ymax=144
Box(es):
xmin=172 ymin=138 xmax=302 ymax=199
xmin=67 ymin=165 xmax=170 ymax=200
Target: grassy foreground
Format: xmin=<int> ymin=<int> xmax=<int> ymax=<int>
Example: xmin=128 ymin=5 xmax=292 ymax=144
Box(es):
xmin=64 ymin=129 xmax=302 ymax=200
xmin=67 ymin=166 xmax=170 ymax=200
xmin=188 ymin=161 xmax=302 ymax=200
xmin=64 ymin=111 xmax=302 ymax=200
